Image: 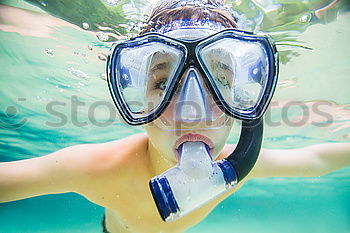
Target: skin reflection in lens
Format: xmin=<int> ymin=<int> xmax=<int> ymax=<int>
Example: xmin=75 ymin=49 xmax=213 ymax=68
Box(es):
xmin=145 ymin=50 xmax=178 ymax=112
xmin=202 ymin=47 xmax=236 ymax=104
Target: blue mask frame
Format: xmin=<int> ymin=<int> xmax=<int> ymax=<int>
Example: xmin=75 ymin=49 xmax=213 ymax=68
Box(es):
xmin=107 ymin=28 xmax=279 ymax=125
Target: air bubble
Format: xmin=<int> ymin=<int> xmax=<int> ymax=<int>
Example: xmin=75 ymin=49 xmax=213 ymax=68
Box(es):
xmin=180 ymin=1 xmax=187 ymax=6
xmin=126 ymin=33 xmax=137 ymax=40
xmin=39 ymin=0 xmax=47 ymax=7
xmin=98 ymin=73 xmax=107 ymax=81
xmin=44 ymin=48 xmax=54 ymax=56
xmin=140 ymin=23 xmax=149 ymax=30
xmin=203 ymin=9 xmax=210 ymax=16
xmin=98 ymin=53 xmax=107 ymax=61
xmin=299 ymin=14 xmax=311 ymax=23
xmin=194 ymin=0 xmax=202 ymax=7
xmin=126 ymin=24 xmax=134 ymax=31
xmin=82 ymin=22 xmax=89 ymax=30
xmin=78 ymin=81 xmax=85 ymax=87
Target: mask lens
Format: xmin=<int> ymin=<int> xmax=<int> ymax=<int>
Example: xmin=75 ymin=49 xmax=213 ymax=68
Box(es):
xmin=115 ymin=42 xmax=184 ymax=119
xmin=199 ymin=38 xmax=269 ymax=111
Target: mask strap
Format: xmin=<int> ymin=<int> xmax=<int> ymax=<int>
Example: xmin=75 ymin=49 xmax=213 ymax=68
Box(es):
xmin=155 ymin=19 xmax=227 ymax=34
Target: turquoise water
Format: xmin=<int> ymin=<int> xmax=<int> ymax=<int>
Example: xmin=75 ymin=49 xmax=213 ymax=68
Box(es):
xmin=0 ymin=0 xmax=349 ymax=232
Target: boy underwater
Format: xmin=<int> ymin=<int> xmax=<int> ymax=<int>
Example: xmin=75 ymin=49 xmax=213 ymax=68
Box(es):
xmin=1 ymin=0 xmax=350 ymax=233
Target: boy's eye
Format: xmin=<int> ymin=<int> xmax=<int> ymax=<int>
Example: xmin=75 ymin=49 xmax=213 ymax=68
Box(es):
xmin=210 ymin=62 xmax=234 ymax=88
xmin=216 ymin=76 xmax=230 ymax=87
xmin=154 ymin=78 xmax=168 ymax=90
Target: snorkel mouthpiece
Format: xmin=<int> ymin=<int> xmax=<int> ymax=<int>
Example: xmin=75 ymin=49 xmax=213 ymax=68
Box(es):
xmin=150 ymin=118 xmax=263 ymax=222
xmin=149 ymin=141 xmax=238 ymax=222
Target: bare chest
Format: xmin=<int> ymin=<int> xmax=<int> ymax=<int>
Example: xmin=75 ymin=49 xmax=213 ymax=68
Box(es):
xmin=99 ymin=176 xmax=246 ymax=233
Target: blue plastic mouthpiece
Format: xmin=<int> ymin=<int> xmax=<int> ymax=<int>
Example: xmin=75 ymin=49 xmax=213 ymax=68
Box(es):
xmin=149 ymin=141 xmax=237 ymax=221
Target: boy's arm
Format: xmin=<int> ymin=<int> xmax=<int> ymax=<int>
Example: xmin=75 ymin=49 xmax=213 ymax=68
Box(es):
xmin=0 ymin=144 xmax=95 ymax=203
xmin=0 ymin=134 xmax=142 ymax=204
xmin=251 ymin=143 xmax=350 ymax=178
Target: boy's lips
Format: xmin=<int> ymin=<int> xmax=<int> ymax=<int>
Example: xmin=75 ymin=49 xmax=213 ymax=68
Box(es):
xmin=174 ymin=133 xmax=214 ymax=159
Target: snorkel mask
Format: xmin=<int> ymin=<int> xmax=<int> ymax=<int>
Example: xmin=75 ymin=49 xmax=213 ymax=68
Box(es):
xmin=107 ymin=2 xmax=278 ymax=222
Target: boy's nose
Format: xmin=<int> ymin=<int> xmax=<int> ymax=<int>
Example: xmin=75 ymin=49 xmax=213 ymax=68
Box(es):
xmin=174 ymin=68 xmax=208 ymax=122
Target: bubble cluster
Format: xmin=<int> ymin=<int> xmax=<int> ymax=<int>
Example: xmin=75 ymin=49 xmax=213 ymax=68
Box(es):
xmin=67 ymin=67 xmax=89 ymax=80
xmin=97 ymin=32 xmax=109 ymax=42
xmin=44 ymin=48 xmax=54 ymax=56
xmin=105 ymin=0 xmax=120 ymax=7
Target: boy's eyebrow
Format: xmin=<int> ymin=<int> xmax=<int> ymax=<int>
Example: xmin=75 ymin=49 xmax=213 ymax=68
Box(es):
xmin=208 ymin=56 xmax=234 ymax=72
xmin=150 ymin=62 xmax=170 ymax=72
xmin=219 ymin=61 xmax=234 ymax=72
xmin=149 ymin=51 xmax=175 ymax=72
xmin=206 ymin=49 xmax=235 ymax=71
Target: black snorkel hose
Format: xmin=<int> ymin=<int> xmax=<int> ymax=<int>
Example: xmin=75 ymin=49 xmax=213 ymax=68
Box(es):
xmin=225 ymin=117 xmax=263 ymax=182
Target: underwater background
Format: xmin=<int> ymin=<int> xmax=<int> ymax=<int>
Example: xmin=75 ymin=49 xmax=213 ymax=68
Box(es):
xmin=0 ymin=0 xmax=349 ymax=232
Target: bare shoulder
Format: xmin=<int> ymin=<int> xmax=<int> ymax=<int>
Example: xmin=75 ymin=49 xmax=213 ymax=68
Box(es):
xmin=45 ymin=133 xmax=149 ymax=183
xmin=70 ymin=133 xmax=149 ymax=173
xmin=57 ymin=133 xmax=150 ymax=196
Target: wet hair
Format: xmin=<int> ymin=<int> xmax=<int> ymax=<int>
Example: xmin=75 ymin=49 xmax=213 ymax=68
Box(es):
xmin=141 ymin=0 xmax=238 ymax=34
